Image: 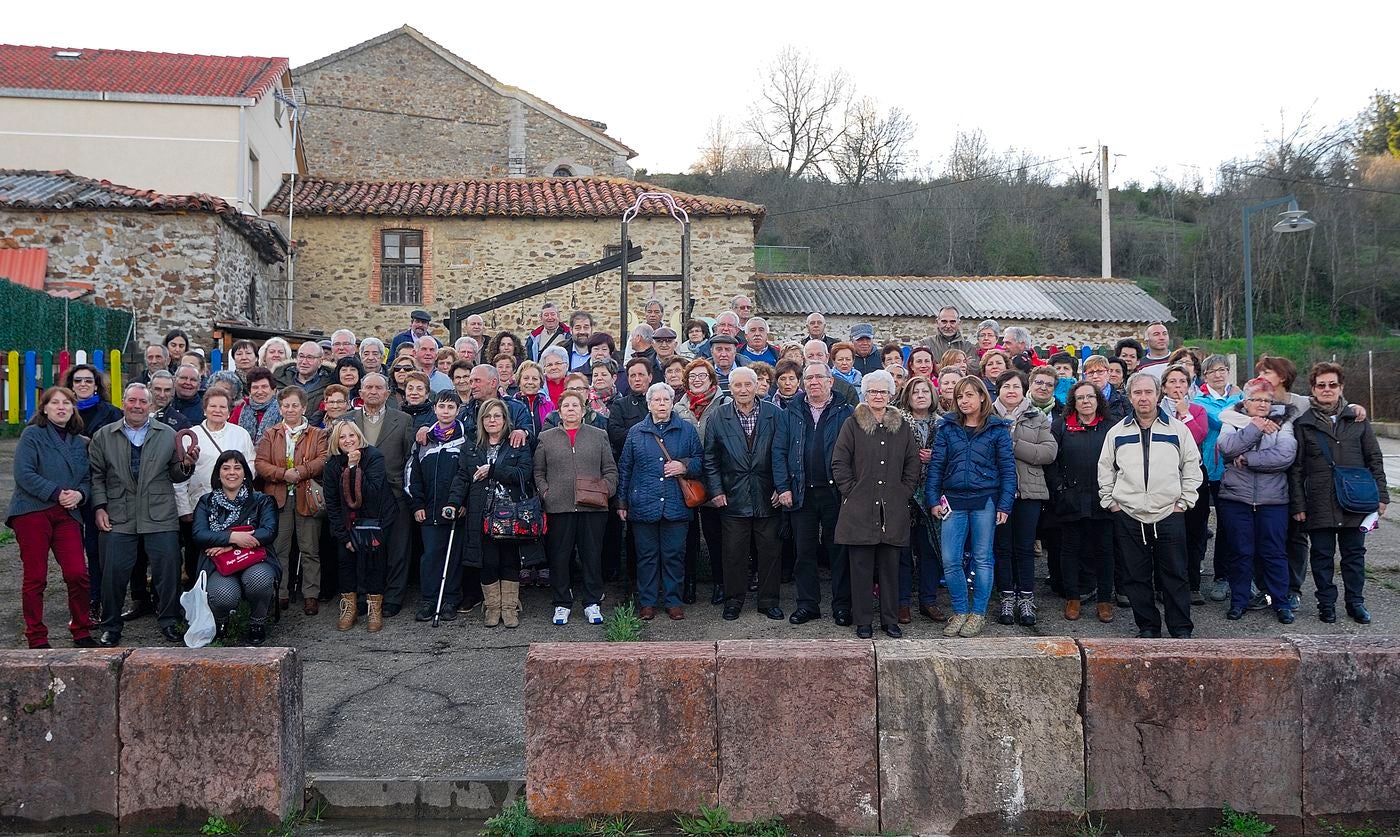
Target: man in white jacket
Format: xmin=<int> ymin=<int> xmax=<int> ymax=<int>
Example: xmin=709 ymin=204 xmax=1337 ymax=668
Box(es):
xmin=1098 ymin=372 xmax=1203 ymax=638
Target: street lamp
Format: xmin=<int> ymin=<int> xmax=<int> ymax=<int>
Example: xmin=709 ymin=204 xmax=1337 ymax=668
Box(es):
xmin=1242 ymin=195 xmax=1316 ymax=372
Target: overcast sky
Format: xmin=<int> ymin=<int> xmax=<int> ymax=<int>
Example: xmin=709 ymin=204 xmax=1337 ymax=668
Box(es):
xmin=9 ymin=1 xmax=1394 ymax=188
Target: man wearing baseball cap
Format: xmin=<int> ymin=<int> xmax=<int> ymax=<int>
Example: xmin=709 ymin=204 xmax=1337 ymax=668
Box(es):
xmin=390 ymin=309 xmax=440 ymax=359
xmin=849 ymin=323 xmax=882 ymax=377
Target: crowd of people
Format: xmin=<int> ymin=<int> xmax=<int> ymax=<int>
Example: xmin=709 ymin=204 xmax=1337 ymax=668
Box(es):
xmin=7 ymin=298 xmax=1388 ymax=647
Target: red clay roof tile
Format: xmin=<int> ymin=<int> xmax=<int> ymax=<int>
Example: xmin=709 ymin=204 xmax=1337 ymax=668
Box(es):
xmin=0 ymin=44 xmax=287 ymax=101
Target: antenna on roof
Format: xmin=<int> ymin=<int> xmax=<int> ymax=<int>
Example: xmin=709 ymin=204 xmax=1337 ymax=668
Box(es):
xmin=273 ymin=87 xmax=303 ymax=331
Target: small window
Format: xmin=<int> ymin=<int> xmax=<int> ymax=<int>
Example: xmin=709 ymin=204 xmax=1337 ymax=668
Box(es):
xmin=381 ymin=229 xmax=423 ymax=305
xmin=553 ymin=166 xmax=574 ymax=177
xmin=603 ymin=243 xmax=623 ymax=259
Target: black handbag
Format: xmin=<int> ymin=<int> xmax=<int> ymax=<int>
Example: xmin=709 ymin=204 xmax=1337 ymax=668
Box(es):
xmin=1314 ymin=429 xmax=1380 ymax=514
xmin=483 ymin=474 xmax=547 ymax=542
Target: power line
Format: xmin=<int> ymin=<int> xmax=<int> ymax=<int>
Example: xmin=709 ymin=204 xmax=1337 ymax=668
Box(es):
xmin=1232 ymin=169 xmax=1400 ymax=198
xmin=766 ymin=155 xmax=1079 ymax=218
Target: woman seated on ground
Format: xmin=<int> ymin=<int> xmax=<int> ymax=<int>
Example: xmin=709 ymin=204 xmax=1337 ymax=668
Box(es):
xmin=191 ymin=451 xmax=280 ymax=646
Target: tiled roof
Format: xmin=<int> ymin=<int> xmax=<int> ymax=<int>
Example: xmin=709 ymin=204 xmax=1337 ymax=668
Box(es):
xmin=0 ymin=248 xmax=48 ymax=290
xmin=0 ymin=170 xmax=286 ymax=263
xmin=267 ymin=176 xmax=766 ymax=227
xmin=293 ymin=26 xmax=636 ymax=157
xmin=0 ymin=44 xmax=287 ymax=102
xmin=755 ymin=274 xmax=1175 ymax=324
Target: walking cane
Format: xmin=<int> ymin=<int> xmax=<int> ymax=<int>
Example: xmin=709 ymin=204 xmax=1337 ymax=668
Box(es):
xmin=433 ymin=509 xmax=459 ymax=628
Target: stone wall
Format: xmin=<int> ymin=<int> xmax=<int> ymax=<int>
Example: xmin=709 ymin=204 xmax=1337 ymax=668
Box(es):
xmin=762 ymin=313 xmax=1149 ymax=352
xmin=526 ymin=636 xmax=1400 ymax=835
xmin=289 ymin=215 xmax=756 ymax=342
xmin=296 ymin=31 xmax=626 ymax=180
xmin=0 ymin=210 xmax=284 ymax=350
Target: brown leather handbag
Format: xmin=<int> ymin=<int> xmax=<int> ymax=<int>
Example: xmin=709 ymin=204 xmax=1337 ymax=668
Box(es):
xmin=656 ymin=437 xmax=708 ymax=509
xmin=574 ymin=476 xmax=611 ymax=509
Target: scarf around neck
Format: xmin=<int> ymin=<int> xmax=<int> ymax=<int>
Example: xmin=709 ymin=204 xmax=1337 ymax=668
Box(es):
xmin=77 ymin=393 xmax=101 ymax=411
xmin=207 ymin=483 xmax=251 ymax=532
xmin=1310 ymin=396 xmax=1343 ymax=419
xmin=687 ymin=386 xmax=717 ymax=418
xmin=239 ymin=395 xmax=281 ymax=441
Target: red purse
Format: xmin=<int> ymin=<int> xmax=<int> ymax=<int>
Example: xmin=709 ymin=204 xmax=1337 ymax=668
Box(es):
xmin=212 ymin=525 xmax=266 ymax=575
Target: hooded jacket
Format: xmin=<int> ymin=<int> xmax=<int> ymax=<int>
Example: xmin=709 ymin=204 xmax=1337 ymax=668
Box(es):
xmin=1196 ymin=383 xmax=1245 ymax=481
xmin=831 ymin=404 xmax=922 ymax=546
xmin=1097 ymin=409 xmax=1202 ymax=524
xmin=1289 ymin=403 xmax=1389 ymax=530
xmin=993 ymin=399 xmax=1058 ymax=501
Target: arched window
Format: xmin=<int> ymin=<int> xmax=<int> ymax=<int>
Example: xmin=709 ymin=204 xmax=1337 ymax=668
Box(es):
xmin=553 ymin=166 xmax=574 ymax=177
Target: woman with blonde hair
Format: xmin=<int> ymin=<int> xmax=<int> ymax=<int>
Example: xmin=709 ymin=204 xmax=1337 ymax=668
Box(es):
xmin=322 ymin=420 xmax=399 ymax=632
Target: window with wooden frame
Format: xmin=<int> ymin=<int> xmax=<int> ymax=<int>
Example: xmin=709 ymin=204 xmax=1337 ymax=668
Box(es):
xmin=380 ymin=229 xmax=423 ymax=305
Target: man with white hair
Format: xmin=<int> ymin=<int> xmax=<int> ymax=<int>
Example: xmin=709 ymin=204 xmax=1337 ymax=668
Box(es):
xmin=330 ymin=329 xmax=358 ymax=360
xmin=806 ymin=312 xmax=837 ymax=350
xmin=730 ymin=295 xmax=755 ymax=330
xmin=713 ymin=311 xmax=747 ymax=351
xmin=454 ymin=336 xmax=480 ymax=367
xmin=739 ymin=317 xmax=779 ymax=365
xmin=1002 ymin=325 xmax=1045 ymax=372
xmin=464 ymin=313 xmax=488 ymax=346
xmin=414 ymin=335 xmax=453 ymax=392
xmin=803 ymin=339 xmax=859 ymax=405
xmin=702 ymin=366 xmax=794 ymax=622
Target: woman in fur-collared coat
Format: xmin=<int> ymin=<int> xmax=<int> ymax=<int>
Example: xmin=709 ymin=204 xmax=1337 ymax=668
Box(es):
xmin=832 ymin=370 xmax=922 ymax=639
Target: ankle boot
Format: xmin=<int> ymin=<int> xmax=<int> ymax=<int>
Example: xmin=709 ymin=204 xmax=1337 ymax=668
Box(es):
xmin=499 ymin=581 xmax=521 ymax=628
xmin=366 ymin=594 xmax=384 ymax=633
xmin=482 ymin=583 xmax=502 ymax=628
xmin=336 ymin=593 xmax=357 ymax=631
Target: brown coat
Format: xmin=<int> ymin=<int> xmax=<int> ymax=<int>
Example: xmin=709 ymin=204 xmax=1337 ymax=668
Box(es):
xmin=254 ymin=424 xmax=329 ymax=516
xmin=533 ymin=423 xmax=618 ymax=514
xmin=831 ymin=404 xmax=922 ymax=547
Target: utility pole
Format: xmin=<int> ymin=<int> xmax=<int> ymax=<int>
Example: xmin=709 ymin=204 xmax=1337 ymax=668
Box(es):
xmin=1099 ymin=144 xmax=1112 ymax=278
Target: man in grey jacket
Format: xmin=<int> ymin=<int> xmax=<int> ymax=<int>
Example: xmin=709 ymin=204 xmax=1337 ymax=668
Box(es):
xmin=349 ymin=373 xmax=415 ymax=617
xmin=89 ymin=382 xmax=197 ymax=646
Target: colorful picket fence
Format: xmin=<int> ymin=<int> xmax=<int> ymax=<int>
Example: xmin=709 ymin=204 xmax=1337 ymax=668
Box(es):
xmin=1 ymin=347 xmax=225 ymax=424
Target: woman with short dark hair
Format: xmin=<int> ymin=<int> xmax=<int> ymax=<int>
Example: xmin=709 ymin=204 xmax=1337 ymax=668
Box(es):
xmin=191 ymin=450 xmax=280 ymax=645
xmin=8 ymin=386 xmax=94 ymax=648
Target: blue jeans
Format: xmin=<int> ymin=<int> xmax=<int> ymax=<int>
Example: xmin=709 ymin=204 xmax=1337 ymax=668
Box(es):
xmin=633 ymin=520 xmax=689 ymax=608
xmin=941 ymin=499 xmax=996 ymax=614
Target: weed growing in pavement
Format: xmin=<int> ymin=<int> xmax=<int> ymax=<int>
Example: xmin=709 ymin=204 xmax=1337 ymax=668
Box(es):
xmin=676 ymin=805 xmax=787 ymax=837
xmin=210 ymin=600 xmax=252 ymax=647
xmin=1212 ymin=805 xmax=1276 ymax=837
xmin=0 ymin=528 xmax=15 ymax=546
xmin=1318 ymin=819 xmax=1386 ymax=837
xmin=604 ymin=601 xmax=644 ymax=642
xmin=591 ymin=815 xmax=651 ymax=837
xmin=200 ymin=816 xmax=243 ymax=835
xmin=264 ymin=798 xmax=327 ymax=837
xmin=482 ymin=800 xmax=589 ymax=837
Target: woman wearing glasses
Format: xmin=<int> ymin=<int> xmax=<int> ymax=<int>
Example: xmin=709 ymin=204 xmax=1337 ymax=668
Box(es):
xmin=1049 ymin=381 xmax=1116 ymax=622
xmin=1215 ymin=377 xmax=1297 ymax=623
xmin=1289 ymin=362 xmax=1387 ymax=625
xmin=832 ymin=370 xmax=922 ymax=639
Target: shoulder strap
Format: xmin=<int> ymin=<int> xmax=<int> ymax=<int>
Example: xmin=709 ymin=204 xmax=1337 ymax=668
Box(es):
xmin=198 ymin=424 xmax=224 ymax=454
xmin=655 ymin=435 xmax=673 ymax=462
xmin=1313 ymin=428 xmax=1336 ymax=469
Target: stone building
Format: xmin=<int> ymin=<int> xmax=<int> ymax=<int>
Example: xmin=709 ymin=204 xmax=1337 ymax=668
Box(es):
xmin=0 ymin=169 xmax=287 ymax=349
xmin=293 ymin=26 xmax=636 ymax=181
xmin=755 ymin=274 xmax=1175 ymax=351
xmin=266 ymin=176 xmax=763 ymax=341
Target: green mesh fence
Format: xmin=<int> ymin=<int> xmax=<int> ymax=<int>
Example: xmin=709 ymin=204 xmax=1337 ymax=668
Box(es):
xmin=0 ymin=281 xmax=132 ymax=354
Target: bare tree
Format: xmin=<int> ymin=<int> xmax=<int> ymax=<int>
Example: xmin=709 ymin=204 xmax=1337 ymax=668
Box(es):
xmin=830 ymin=97 xmax=917 ymax=185
xmin=744 ymin=47 xmax=849 ymax=179
xmin=691 ymin=116 xmax=736 ymax=177
xmin=943 ymin=129 xmax=996 ymax=180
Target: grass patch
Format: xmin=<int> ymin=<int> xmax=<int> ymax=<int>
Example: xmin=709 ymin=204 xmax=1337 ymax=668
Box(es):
xmin=603 ymin=601 xmax=644 ymax=643
xmin=1212 ymin=805 xmax=1276 ymax=837
xmin=200 ymin=816 xmax=243 ymax=835
xmin=0 ymin=528 xmax=14 ymax=547
xmin=677 ymin=806 xmax=786 ymax=837
xmin=209 ymin=600 xmax=251 ymax=647
xmin=1318 ymin=819 xmax=1386 ymax=837
xmin=263 ymin=798 xmax=327 ymax=837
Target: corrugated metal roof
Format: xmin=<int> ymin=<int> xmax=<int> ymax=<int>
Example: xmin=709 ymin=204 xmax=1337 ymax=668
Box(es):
xmin=0 ymin=248 xmax=47 ymax=289
xmin=754 ymin=274 xmax=1175 ymax=324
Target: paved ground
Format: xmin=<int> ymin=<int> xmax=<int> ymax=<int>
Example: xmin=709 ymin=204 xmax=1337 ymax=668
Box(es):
xmin=3 ymin=437 xmax=1400 ymax=783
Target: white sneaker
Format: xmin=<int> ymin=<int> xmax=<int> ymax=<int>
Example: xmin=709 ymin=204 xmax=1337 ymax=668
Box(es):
xmin=553 ymin=606 xmax=570 ymax=625
xmin=585 ymin=604 xmax=603 ymax=624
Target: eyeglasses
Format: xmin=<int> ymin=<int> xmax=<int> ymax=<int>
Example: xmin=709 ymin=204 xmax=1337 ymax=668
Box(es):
xmin=867 ymin=390 xmax=891 ymax=397
xmin=392 ymin=365 xmax=414 ymax=372
xmin=1031 ymin=379 xmax=1055 ymax=387
xmin=325 ymin=398 xmax=347 ymax=405
xmin=687 ymin=373 xmax=711 ymax=381
xmin=71 ymin=376 xmax=96 ymax=384
xmin=1073 ymin=394 xmax=1099 ymax=402
xmin=1245 ymin=397 xmax=1272 ymax=404
xmin=1313 ymin=381 xmax=1341 ymax=390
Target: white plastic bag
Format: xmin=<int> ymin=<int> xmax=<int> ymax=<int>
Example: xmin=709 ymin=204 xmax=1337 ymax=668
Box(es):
xmin=181 ymin=570 xmax=216 ymax=648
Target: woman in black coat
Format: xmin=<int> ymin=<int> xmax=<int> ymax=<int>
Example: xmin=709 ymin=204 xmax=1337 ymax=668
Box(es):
xmin=323 ymin=420 xmax=400 ymax=633
xmin=190 ymin=450 xmax=280 ymax=646
xmin=1049 ymin=381 xmax=1115 ymax=624
xmin=448 ymin=398 xmax=537 ymax=629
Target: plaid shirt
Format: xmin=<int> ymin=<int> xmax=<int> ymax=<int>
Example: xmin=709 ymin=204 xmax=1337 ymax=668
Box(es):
xmin=736 ymin=403 xmax=759 ymax=438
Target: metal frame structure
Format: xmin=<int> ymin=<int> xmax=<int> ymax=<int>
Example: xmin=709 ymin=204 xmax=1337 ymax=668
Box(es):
xmin=620 ymin=192 xmax=690 ymax=340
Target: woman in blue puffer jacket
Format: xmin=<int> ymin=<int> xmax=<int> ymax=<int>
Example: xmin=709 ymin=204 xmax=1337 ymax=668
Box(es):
xmin=925 ymin=376 xmax=1017 ymax=638
xmin=618 ymin=382 xmax=703 ymax=620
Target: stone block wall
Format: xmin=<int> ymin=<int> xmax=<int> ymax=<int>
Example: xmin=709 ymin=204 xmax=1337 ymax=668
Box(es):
xmin=289 ymin=215 xmax=756 ymax=343
xmin=0 ymin=647 xmax=303 ymax=832
xmin=525 ymin=637 xmax=1400 ymax=835
xmin=762 ymin=313 xmax=1147 ymax=352
xmin=0 ymin=209 xmax=284 ymax=351
xmin=296 ymin=31 xmax=625 ymax=180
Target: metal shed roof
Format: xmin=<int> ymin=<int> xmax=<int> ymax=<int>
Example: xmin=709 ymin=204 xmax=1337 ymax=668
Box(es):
xmin=754 ymin=274 xmax=1175 ymax=324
